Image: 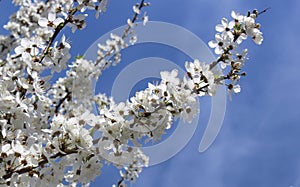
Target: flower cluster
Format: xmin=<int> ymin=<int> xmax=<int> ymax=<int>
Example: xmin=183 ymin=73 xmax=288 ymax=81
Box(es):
xmin=96 ymin=1 xmax=150 ymax=74
xmin=0 ymin=0 xmax=264 ymax=186
xmin=208 ymin=10 xmax=264 ymax=98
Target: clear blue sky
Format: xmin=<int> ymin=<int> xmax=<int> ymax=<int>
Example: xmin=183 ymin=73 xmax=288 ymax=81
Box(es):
xmin=1 ymin=1 xmax=300 ymax=187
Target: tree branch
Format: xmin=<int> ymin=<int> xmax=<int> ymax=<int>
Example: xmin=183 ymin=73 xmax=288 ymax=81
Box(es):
xmin=2 ymin=150 xmax=77 ymax=180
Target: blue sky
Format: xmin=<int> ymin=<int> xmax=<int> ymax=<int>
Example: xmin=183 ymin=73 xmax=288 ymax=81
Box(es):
xmin=1 ymin=1 xmax=300 ymax=187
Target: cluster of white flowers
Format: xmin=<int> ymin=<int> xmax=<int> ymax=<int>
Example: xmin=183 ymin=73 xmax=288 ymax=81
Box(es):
xmin=0 ymin=0 xmax=265 ymax=186
xmin=208 ymin=10 xmax=264 ymax=98
xmin=96 ymin=1 xmax=150 ymax=74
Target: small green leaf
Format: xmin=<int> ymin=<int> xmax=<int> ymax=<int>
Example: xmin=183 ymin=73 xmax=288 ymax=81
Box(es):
xmin=75 ymin=55 xmax=84 ymax=60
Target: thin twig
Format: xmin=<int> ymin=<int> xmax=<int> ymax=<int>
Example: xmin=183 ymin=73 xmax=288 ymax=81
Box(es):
xmin=122 ymin=0 xmax=145 ymax=39
xmin=258 ymin=7 xmax=270 ymax=15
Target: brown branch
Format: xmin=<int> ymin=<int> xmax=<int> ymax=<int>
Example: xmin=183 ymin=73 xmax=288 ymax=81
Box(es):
xmin=258 ymin=7 xmax=270 ymax=15
xmin=122 ymin=0 xmax=146 ymax=39
xmin=2 ymin=150 xmax=77 ymax=180
xmin=54 ymin=89 xmax=71 ymax=114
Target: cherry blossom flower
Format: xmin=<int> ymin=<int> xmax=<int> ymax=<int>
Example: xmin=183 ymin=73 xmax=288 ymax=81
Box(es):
xmin=231 ymin=11 xmax=244 ymax=22
xmin=14 ymin=38 xmax=40 ymax=60
xmin=142 ymin=13 xmax=149 ymax=25
xmin=160 ymin=69 xmax=180 ymax=85
xmin=67 ymin=14 xmax=88 ymax=33
xmin=95 ymin=0 xmax=108 ymax=18
xmin=38 ymin=12 xmax=64 ymax=29
xmin=228 ymin=84 xmax=241 ymax=101
xmin=185 ymin=59 xmax=217 ymax=96
xmin=249 ymin=28 xmax=263 ymax=44
xmin=208 ymin=33 xmax=233 ymax=54
xmin=215 ymin=18 xmax=234 ymax=38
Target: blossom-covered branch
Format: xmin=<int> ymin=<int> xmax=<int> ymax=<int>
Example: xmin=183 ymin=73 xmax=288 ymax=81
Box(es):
xmin=0 ymin=0 xmax=265 ymax=186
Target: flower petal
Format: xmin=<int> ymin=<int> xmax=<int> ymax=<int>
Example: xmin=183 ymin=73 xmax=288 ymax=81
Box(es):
xmin=208 ymin=40 xmax=217 ymax=48
xmin=14 ymin=46 xmax=24 ymax=54
xmin=215 ymin=24 xmax=224 ymax=32
xmin=21 ymin=38 xmax=31 ymax=47
xmin=38 ymin=18 xmax=48 ymax=27
xmin=221 ymin=18 xmax=228 ymax=26
xmin=233 ymin=85 xmax=241 ymax=93
xmin=53 ymin=18 xmax=64 ymax=26
xmin=215 ymin=47 xmax=223 ymax=55
xmin=48 ymin=12 xmax=56 ymax=21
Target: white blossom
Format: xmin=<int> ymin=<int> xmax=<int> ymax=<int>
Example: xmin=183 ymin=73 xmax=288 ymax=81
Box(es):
xmin=208 ymin=33 xmax=233 ymax=54
xmin=215 ymin=18 xmax=234 ymax=38
xmin=14 ymin=38 xmax=40 ymax=61
xmin=38 ymin=12 xmax=64 ymax=29
xmin=160 ymin=69 xmax=180 ymax=85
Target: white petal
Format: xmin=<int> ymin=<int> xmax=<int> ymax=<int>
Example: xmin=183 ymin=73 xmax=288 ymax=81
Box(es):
xmin=12 ymin=141 xmax=24 ymax=153
xmin=143 ymin=16 xmax=148 ymax=26
xmin=48 ymin=12 xmax=56 ymax=21
xmin=244 ymin=17 xmax=255 ymax=27
xmin=38 ymin=18 xmax=48 ymax=27
xmin=251 ymin=28 xmax=261 ymax=35
xmin=215 ymin=34 xmax=222 ymax=42
xmin=100 ymin=0 xmax=108 ymax=12
xmin=160 ymin=71 xmax=168 ymax=79
xmin=15 ymin=46 xmax=24 ymax=54
xmin=228 ymin=21 xmax=235 ymax=29
xmin=171 ymin=69 xmax=178 ymax=77
xmin=233 ymin=85 xmax=241 ymax=93
xmin=127 ymin=19 xmax=134 ymax=27
xmin=194 ymin=59 xmax=200 ymax=67
xmin=215 ymin=47 xmax=223 ymax=55
xmin=227 ymin=31 xmax=234 ymax=39
xmin=221 ymin=18 xmax=228 ymax=26
xmin=220 ymin=62 xmax=227 ymax=69
xmin=133 ymin=5 xmax=140 ymax=14
xmin=231 ymin=11 xmax=237 ymax=19
xmin=240 ymin=33 xmax=247 ymax=40
xmin=2 ymin=144 xmax=11 ymax=152
xmin=53 ymin=18 xmax=64 ymax=26
xmin=231 ymin=11 xmax=242 ymax=21
xmin=22 ymin=52 xmax=31 ymax=60
xmin=21 ymin=38 xmax=31 ymax=47
xmin=31 ymin=48 xmax=39 ymax=56
xmin=208 ymin=40 xmax=217 ymax=48
xmin=254 ymin=33 xmax=263 ymax=45
xmin=215 ymin=24 xmax=224 ymax=32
